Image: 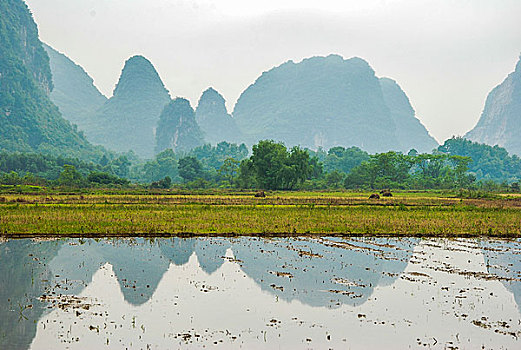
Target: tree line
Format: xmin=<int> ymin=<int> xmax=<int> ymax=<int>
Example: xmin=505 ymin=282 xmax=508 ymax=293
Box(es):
xmin=1 ymin=138 xmax=520 ymax=191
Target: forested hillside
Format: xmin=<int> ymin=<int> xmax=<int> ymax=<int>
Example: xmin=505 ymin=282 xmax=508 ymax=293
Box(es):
xmin=87 ymin=56 xmax=171 ymax=158
xmin=0 ymin=0 xmax=102 ymax=160
xmin=233 ymin=55 xmax=436 ymax=153
xmin=195 ymin=88 xmax=243 ymax=145
xmin=465 ymin=57 xmax=521 ymax=156
xmin=155 ymin=98 xmax=205 ymax=154
xmin=43 ymin=43 xmax=107 ymax=131
xmin=380 ymin=78 xmax=438 ymax=153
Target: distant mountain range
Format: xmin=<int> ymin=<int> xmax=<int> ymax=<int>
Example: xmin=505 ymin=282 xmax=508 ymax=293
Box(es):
xmin=10 ymin=0 xmax=519 ymax=160
xmin=45 ymin=52 xmax=439 ymax=157
xmin=465 ymin=57 xmax=521 ymax=156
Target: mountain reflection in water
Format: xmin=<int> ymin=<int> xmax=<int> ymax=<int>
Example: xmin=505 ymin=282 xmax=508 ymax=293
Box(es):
xmin=481 ymin=240 xmax=521 ymax=314
xmin=0 ymin=237 xmax=519 ymax=349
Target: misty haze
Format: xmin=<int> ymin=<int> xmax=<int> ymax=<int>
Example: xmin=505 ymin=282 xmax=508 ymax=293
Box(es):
xmin=1 ymin=0 xmax=520 ymax=349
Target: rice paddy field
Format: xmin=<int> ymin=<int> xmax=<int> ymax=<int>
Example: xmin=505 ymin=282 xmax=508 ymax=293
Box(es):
xmin=1 ymin=190 xmax=521 ymax=237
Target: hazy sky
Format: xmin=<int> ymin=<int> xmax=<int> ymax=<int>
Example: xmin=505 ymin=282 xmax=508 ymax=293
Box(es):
xmin=25 ymin=0 xmax=521 ymax=143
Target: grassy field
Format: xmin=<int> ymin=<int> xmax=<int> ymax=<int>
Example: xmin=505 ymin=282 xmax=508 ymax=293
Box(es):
xmin=1 ymin=190 xmax=521 ymax=237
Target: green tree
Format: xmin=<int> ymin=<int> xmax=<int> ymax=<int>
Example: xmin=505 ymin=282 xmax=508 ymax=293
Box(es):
xmin=108 ymin=156 xmax=131 ymax=178
xmin=140 ymin=149 xmax=179 ymax=183
xmin=325 ymin=170 xmax=345 ymax=189
xmin=189 ymin=142 xmax=249 ymax=170
xmin=239 ymin=140 xmax=316 ymax=190
xmin=237 ymin=159 xmax=256 ymax=189
xmin=149 ymin=176 xmax=172 ymax=189
xmin=285 ymin=146 xmax=313 ymax=189
xmin=0 ymin=171 xmax=23 ymax=185
xmin=344 ymin=152 xmax=412 ymax=189
xmin=58 ymin=165 xmax=85 ymax=187
xmin=321 ymin=146 xmax=370 ymax=174
xmin=250 ymin=140 xmax=288 ymax=189
xmin=218 ymin=157 xmax=240 ymax=185
xmin=413 ymin=154 xmax=447 ymax=179
xmin=87 ymin=171 xmax=129 ymax=186
xmin=438 ymin=137 xmax=521 ymax=182
xmin=450 ymin=155 xmax=473 ymax=187
xmin=178 ymin=156 xmax=204 ymax=182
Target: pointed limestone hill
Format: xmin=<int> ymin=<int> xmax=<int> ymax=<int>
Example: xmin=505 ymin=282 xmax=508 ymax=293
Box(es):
xmin=195 ymin=87 xmax=243 ymax=145
xmin=88 ymin=55 xmax=171 ymax=158
xmin=0 ymin=0 xmax=101 ymax=160
xmin=49 ymin=239 xmax=170 ymax=306
xmin=43 ymin=43 xmax=107 ymax=131
xmin=233 ymin=55 xmax=400 ymax=153
xmin=233 ymin=54 xmax=436 ymax=153
xmin=231 ymin=237 xmax=413 ymax=308
xmin=155 ymin=97 xmax=205 ymax=154
xmin=465 ymin=57 xmax=521 ymax=155
xmin=379 ymin=78 xmax=438 ymax=153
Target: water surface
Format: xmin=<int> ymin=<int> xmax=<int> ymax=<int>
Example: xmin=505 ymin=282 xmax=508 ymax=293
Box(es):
xmin=1 ymin=237 xmax=520 ymax=349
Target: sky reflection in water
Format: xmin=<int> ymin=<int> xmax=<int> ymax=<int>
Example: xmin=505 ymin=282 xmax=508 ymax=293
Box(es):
xmin=0 ymin=237 xmax=519 ymax=349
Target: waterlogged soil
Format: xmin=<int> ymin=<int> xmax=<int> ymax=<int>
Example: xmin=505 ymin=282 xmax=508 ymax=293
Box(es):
xmin=1 ymin=237 xmax=520 ymax=349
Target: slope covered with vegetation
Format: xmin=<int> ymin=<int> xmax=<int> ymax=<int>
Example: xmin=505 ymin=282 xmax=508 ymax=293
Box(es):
xmin=195 ymin=87 xmax=243 ymax=145
xmin=465 ymin=57 xmax=521 ymax=156
xmin=43 ymin=43 xmax=107 ymax=131
xmin=155 ymin=98 xmax=205 ymax=155
xmin=380 ymin=78 xmax=438 ymax=153
xmin=88 ymin=55 xmax=171 ymax=158
xmin=0 ymin=0 xmax=102 ymax=160
xmin=233 ymin=55 xmax=434 ymax=153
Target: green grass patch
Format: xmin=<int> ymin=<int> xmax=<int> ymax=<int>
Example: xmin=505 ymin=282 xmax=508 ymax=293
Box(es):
xmin=1 ymin=190 xmax=520 ymax=237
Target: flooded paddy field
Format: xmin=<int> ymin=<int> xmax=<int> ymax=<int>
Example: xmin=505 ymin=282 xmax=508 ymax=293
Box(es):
xmin=1 ymin=236 xmax=520 ymax=349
